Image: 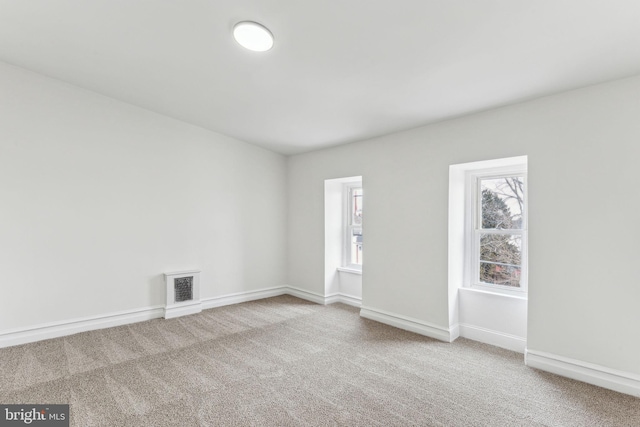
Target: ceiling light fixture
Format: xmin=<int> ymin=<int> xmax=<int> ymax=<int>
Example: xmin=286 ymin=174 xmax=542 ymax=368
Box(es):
xmin=233 ymin=21 xmax=274 ymax=52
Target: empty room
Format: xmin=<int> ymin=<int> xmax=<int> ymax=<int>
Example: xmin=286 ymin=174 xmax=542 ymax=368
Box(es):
xmin=1 ymin=1 xmax=639 ymax=426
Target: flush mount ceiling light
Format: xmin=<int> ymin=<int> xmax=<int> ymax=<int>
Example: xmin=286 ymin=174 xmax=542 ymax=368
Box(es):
xmin=233 ymin=21 xmax=274 ymax=52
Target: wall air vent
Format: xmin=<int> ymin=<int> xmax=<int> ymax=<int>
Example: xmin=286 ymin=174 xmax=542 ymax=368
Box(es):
xmin=174 ymin=276 xmax=193 ymax=302
xmin=164 ymin=270 xmax=201 ymax=319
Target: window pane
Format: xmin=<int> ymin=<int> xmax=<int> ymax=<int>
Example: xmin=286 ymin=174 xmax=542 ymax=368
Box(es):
xmin=351 ymin=188 xmax=363 ymax=225
xmin=479 ymin=234 xmax=521 ymax=287
xmin=480 ymin=177 xmax=524 ymax=229
xmin=350 ymin=227 xmax=363 ymax=265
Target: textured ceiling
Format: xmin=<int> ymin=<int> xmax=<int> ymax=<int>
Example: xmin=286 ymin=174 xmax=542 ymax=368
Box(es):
xmin=1 ymin=1 xmax=640 ymax=154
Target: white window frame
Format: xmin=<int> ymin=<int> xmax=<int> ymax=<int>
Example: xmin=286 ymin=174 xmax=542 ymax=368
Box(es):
xmin=465 ymin=165 xmax=527 ymax=296
xmin=343 ymin=183 xmax=363 ymax=271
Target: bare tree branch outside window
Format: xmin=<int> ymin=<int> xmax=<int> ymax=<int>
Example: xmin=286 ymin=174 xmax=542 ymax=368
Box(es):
xmin=479 ymin=177 xmax=524 ymax=287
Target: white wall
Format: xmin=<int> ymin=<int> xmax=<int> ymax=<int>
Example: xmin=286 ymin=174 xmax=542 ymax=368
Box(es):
xmin=0 ymin=62 xmax=287 ymax=332
xmin=338 ymin=271 xmax=362 ymax=301
xmin=458 ymin=289 xmax=527 ymax=352
xmin=288 ymin=74 xmax=640 ymax=376
xmin=324 ymin=178 xmax=344 ymax=297
xmin=2 ymin=56 xmax=639 ymax=384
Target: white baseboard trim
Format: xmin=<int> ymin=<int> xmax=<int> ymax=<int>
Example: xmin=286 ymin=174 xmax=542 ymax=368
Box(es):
xmin=359 ymin=306 xmax=452 ymax=342
xmin=0 ymin=285 xmax=358 ymax=348
xmin=0 ymin=287 xmax=291 ymax=349
xmin=325 ymin=292 xmax=362 ymax=307
xmin=525 ymin=349 xmax=640 ymax=397
xmin=284 ymin=286 xmax=362 ymax=307
xmin=449 ymin=323 xmax=460 ymax=341
xmin=202 ymin=286 xmax=288 ymax=309
xmin=285 ymin=286 xmax=329 ymax=305
xmin=0 ymin=305 xmax=165 ymax=349
xmin=458 ymin=323 xmax=526 ymax=353
xmin=164 ymin=301 xmax=202 ymax=319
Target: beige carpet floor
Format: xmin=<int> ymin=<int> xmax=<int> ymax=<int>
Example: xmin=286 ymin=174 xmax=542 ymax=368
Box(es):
xmin=0 ymin=295 xmax=638 ymax=426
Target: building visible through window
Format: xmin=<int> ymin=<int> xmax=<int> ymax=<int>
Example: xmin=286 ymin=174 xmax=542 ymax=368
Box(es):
xmin=346 ymin=186 xmax=363 ymax=268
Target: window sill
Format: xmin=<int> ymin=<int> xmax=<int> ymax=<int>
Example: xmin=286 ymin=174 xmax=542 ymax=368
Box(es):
xmin=460 ymin=286 xmax=527 ymax=301
xmin=337 ymin=267 xmax=362 ymax=275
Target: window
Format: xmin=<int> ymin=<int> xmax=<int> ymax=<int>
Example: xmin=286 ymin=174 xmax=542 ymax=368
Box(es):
xmin=345 ymin=184 xmax=363 ymax=269
xmin=466 ymin=167 xmax=527 ymax=294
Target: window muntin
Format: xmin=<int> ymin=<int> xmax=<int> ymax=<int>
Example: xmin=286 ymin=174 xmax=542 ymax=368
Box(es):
xmin=469 ymin=171 xmax=527 ymax=294
xmin=479 ymin=233 xmax=522 ymax=287
xmin=346 ymin=186 xmax=363 ymax=268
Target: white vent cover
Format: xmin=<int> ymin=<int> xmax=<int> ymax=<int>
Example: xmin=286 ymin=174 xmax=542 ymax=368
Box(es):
xmin=164 ymin=270 xmax=201 ymax=319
